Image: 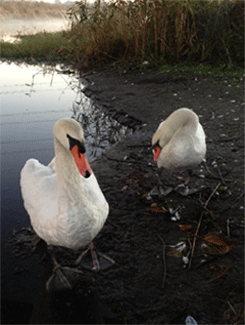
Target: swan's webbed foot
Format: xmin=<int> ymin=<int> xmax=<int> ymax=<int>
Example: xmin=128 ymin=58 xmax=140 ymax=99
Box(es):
xmin=46 ymin=247 xmax=83 ymax=292
xmin=174 ymin=183 xmax=198 ymax=196
xmin=147 ymin=185 xmax=173 ymax=199
xmin=174 ymin=170 xmax=199 ymax=196
xmin=74 ymin=242 xmax=115 ymax=271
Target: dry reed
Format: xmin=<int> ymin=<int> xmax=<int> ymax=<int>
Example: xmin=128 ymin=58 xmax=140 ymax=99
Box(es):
xmin=65 ymin=0 xmax=244 ymax=68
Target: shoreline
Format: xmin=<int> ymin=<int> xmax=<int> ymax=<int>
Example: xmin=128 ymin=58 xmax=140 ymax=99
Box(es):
xmin=0 ymin=17 xmax=69 ymax=42
xmin=2 ymin=64 xmax=244 ymax=324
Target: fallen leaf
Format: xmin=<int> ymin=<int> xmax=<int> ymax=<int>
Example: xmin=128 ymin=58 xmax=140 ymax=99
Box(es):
xmin=201 ymin=232 xmax=240 ymax=255
xmin=151 ymin=208 xmax=167 ymax=214
xmin=178 ymin=224 xmax=193 ymax=231
xmin=168 ymin=248 xmax=182 ymax=258
xmin=151 ymin=203 xmax=157 ymax=208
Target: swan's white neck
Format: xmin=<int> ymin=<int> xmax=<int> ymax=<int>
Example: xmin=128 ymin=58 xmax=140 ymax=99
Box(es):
xmin=54 ymin=137 xmax=84 ymax=210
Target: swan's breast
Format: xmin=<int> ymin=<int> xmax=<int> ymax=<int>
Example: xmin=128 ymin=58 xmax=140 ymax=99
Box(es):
xmin=194 ymin=123 xmax=206 ymax=156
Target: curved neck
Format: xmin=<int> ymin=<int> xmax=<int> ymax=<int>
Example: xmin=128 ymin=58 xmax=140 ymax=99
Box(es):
xmin=169 ymin=110 xmax=198 ymax=135
xmin=54 ymin=138 xmax=84 ymax=205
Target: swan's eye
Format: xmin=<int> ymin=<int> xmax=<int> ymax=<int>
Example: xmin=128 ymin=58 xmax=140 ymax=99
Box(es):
xmin=67 ymin=134 xmax=85 ymax=154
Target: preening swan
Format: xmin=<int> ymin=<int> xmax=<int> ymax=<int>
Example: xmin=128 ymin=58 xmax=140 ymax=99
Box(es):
xmin=152 ymin=108 xmax=206 ymax=193
xmin=20 ymin=118 xmax=112 ymax=289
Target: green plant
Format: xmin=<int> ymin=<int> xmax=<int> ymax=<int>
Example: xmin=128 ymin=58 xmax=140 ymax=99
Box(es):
xmin=0 ymin=31 xmax=70 ymax=62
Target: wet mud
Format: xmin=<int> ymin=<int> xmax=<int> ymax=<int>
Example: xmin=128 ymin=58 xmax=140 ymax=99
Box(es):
xmin=3 ymin=66 xmax=244 ymax=324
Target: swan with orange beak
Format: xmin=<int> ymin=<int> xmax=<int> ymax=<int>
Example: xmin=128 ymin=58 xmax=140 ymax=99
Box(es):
xmin=20 ymin=118 xmax=113 ymax=290
xmin=152 ymin=108 xmax=206 ymax=193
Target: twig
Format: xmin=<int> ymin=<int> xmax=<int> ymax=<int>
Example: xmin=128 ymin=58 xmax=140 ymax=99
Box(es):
xmin=203 ymin=161 xmax=233 ymax=183
xmin=226 ymin=218 xmax=230 ymax=238
xmin=203 ymin=160 xmax=218 ymax=178
xmin=216 ymin=164 xmax=226 ymax=185
xmin=106 ymin=219 xmax=122 ymax=229
xmin=226 ymin=301 xmax=237 ymax=316
xmin=162 ymin=241 xmax=167 ymax=289
xmin=234 ymin=190 xmax=244 ymax=202
xmin=188 ymin=212 xmax=203 ymax=269
xmin=204 ymin=182 xmax=221 ymax=209
xmin=158 ymin=235 xmax=167 ymax=289
xmin=188 ymin=182 xmax=221 ymax=269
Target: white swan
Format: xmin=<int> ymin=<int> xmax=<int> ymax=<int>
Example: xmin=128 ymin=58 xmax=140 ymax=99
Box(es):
xmin=152 ymin=108 xmax=206 ymax=190
xmin=20 ymin=118 xmax=111 ymax=287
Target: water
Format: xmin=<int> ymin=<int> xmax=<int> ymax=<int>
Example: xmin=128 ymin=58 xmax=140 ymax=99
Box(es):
xmin=1 ymin=61 xmax=79 ymax=242
xmin=1 ymin=18 xmax=69 ymax=42
xmin=1 ymin=61 xmax=132 ymax=315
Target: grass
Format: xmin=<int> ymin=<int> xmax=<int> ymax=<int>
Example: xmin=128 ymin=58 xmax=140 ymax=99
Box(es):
xmin=158 ymin=63 xmax=244 ymax=82
xmin=1 ymin=31 xmax=70 ymax=63
xmin=0 ymin=0 xmax=244 ymax=73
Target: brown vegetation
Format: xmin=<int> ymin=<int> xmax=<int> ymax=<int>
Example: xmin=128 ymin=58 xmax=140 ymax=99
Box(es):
xmin=65 ymin=0 xmax=244 ymax=69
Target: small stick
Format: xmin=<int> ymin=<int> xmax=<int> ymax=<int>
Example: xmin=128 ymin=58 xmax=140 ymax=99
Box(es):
xmin=234 ymin=190 xmax=244 ymax=202
xmin=188 ymin=212 xmax=203 ymax=269
xmin=216 ymin=164 xmax=226 ymax=185
xmin=189 ymin=182 xmax=221 ymax=269
xmin=226 ymin=301 xmax=237 ymax=316
xmin=203 ymin=160 xmax=218 ymax=179
xmin=226 ymin=218 xmax=230 ymax=238
xmin=158 ymin=236 xmax=167 ymax=289
xmin=203 ymin=161 xmax=233 ymax=183
xmin=162 ymin=241 xmax=167 ymax=289
xmin=204 ymin=182 xmax=221 ymax=209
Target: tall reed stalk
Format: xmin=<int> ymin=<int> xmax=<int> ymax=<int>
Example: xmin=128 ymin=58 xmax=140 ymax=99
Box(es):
xmin=65 ymin=0 xmax=243 ymax=68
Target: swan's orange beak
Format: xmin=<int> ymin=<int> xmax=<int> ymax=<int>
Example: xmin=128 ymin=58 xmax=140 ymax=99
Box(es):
xmin=71 ymin=145 xmax=92 ymax=178
xmin=153 ymin=145 xmax=161 ymax=163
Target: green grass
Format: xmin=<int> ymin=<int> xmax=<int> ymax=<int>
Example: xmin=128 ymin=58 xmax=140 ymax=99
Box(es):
xmin=159 ymin=63 xmax=244 ymax=82
xmin=0 ymin=31 xmax=71 ymax=63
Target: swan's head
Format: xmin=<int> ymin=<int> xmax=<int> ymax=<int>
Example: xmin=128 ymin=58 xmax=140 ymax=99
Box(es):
xmin=152 ymin=108 xmax=199 ymax=167
xmin=152 ymin=121 xmax=166 ymax=166
xmin=53 ymin=118 xmax=92 ymax=178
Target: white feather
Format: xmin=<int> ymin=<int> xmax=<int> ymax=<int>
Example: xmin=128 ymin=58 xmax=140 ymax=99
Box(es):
xmin=20 ymin=118 xmax=109 ymax=250
xmin=152 ymin=108 xmax=206 ymax=171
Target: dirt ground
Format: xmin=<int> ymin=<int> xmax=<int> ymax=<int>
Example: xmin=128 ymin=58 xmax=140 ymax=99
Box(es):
xmin=7 ymin=66 xmax=244 ymax=324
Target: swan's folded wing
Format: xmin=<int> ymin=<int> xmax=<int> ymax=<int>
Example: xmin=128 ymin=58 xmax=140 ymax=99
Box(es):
xmin=20 ymin=159 xmax=58 ymax=227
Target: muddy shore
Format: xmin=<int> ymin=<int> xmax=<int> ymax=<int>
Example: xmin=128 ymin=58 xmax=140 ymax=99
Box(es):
xmin=4 ymin=66 xmax=244 ymax=324
xmin=84 ymin=66 xmax=244 ymax=324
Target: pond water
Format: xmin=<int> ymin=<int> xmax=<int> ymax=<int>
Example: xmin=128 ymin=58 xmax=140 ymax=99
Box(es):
xmin=1 ymin=60 xmax=132 ymax=319
xmin=1 ymin=18 xmax=69 ymax=42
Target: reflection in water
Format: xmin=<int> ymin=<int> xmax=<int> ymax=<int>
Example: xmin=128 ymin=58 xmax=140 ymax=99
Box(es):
xmin=1 ymin=60 xmax=134 ymax=242
xmin=1 ymin=18 xmax=69 ymax=42
xmin=2 ymin=61 xmax=136 ymax=322
xmin=71 ymin=81 xmax=133 ymax=159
